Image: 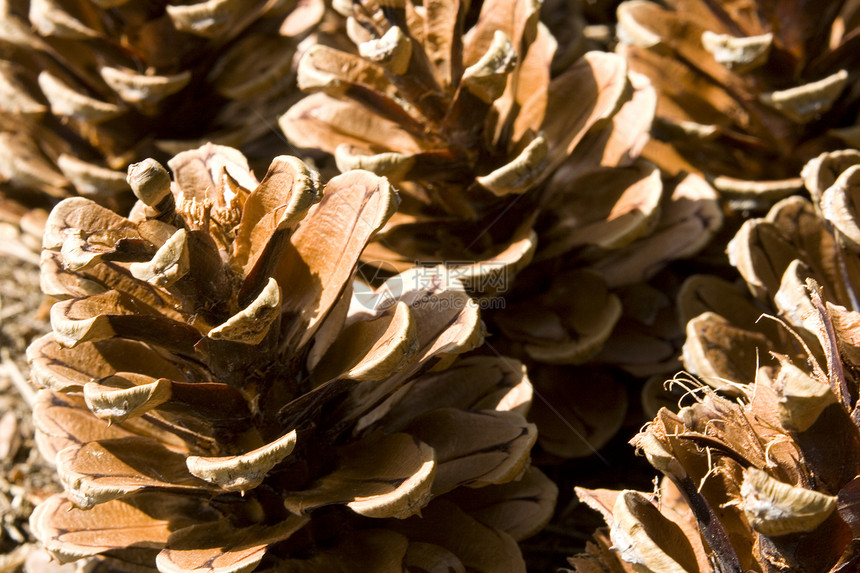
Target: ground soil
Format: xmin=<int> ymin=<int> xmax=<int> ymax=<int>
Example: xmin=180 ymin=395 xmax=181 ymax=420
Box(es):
xmin=0 ymin=252 xmax=60 ymax=572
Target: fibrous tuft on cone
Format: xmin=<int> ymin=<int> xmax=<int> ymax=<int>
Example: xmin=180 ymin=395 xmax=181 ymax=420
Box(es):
xmin=28 ymin=143 xmax=556 ymax=572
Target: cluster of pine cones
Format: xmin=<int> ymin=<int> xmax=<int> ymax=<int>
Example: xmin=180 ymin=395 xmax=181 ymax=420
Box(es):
xmin=5 ymin=0 xmax=860 ymax=571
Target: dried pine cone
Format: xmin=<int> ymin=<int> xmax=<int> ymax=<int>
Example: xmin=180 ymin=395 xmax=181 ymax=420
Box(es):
xmin=616 ymin=0 xmax=860 ymax=205
xmin=572 ymin=306 xmax=860 ymax=572
xmin=677 ymin=149 xmax=860 ymax=391
xmin=0 ymin=0 xmax=322 ymax=214
xmin=27 ymin=143 xmax=556 ymax=572
xmin=282 ymin=0 xmax=719 ymax=293
xmin=569 ymin=149 xmax=860 ymax=571
xmin=280 ymin=0 xmax=723 ymax=457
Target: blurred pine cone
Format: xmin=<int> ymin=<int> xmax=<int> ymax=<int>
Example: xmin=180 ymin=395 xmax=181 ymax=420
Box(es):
xmin=27 ymin=144 xmax=556 ymax=572
xmin=569 ymin=149 xmax=860 ymax=571
xmin=0 ymin=0 xmax=323 ymax=216
xmin=280 ymin=0 xmax=723 ymax=458
xmin=616 ymin=0 xmax=860 ymax=205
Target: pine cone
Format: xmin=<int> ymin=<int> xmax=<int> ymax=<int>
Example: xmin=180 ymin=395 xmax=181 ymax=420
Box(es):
xmin=27 ymin=144 xmax=555 ymax=572
xmin=281 ymin=0 xmax=718 ymax=289
xmin=616 ymin=0 xmax=860 ymax=205
xmin=570 ymin=149 xmax=860 ymax=571
xmin=280 ymin=0 xmax=723 ymax=457
xmin=0 ymin=0 xmax=322 ymax=214
xmin=678 ymin=149 xmax=860 ymax=390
